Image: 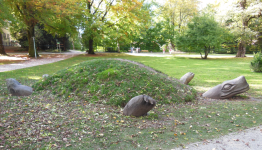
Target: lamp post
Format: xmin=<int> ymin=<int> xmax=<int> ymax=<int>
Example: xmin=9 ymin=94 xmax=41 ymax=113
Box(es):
xmin=32 ymin=37 xmax=37 ymax=58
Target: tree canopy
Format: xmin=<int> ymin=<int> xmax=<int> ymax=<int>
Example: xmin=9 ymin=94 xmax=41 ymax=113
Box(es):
xmin=81 ymin=0 xmax=150 ymax=54
xmin=176 ymin=14 xmax=228 ymax=59
xmin=2 ymin=0 xmax=262 ymax=57
xmin=216 ymin=0 xmax=262 ymax=57
xmin=5 ymin=0 xmax=81 ymax=57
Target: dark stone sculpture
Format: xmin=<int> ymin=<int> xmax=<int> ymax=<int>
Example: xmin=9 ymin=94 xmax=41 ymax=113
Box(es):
xmin=180 ymin=72 xmax=194 ymax=85
xmin=123 ymin=95 xmax=156 ymax=117
xmin=6 ymin=78 xmax=33 ymax=96
xmin=202 ymin=76 xmax=249 ymax=99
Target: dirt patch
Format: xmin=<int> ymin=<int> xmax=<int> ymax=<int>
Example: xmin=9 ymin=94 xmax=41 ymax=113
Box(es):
xmin=81 ymin=53 xmax=108 ymax=57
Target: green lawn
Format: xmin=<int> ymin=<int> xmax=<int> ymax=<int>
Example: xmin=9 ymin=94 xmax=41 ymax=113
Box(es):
xmin=0 ymin=53 xmax=261 ymax=149
xmin=128 ymin=56 xmax=261 ymax=98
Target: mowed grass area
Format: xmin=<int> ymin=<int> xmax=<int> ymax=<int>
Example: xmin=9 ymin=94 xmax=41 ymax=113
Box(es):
xmin=129 ymin=56 xmax=261 ymax=98
xmin=0 ymin=53 xmax=262 ymax=149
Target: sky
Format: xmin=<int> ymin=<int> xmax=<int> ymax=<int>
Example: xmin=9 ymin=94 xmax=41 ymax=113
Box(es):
xmin=151 ymin=0 xmax=217 ymax=10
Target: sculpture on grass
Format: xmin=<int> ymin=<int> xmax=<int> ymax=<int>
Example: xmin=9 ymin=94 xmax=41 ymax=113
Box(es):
xmin=202 ymin=76 xmax=249 ymax=99
xmin=180 ymin=72 xmax=194 ymax=85
xmin=6 ymin=78 xmax=33 ymax=96
xmin=123 ymin=95 xmax=156 ymax=117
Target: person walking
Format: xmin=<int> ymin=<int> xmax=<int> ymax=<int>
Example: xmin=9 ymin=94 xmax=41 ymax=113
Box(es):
xmin=169 ymin=48 xmax=172 ymax=54
xmin=163 ymin=48 xmax=165 ymax=54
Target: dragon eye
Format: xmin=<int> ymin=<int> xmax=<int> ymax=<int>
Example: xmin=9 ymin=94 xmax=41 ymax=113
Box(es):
xmin=222 ymin=84 xmax=233 ymax=90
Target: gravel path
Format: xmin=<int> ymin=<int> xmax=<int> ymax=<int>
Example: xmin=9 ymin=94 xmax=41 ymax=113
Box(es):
xmin=173 ymin=126 xmax=262 ymax=150
xmin=1 ymin=51 xmax=261 ymax=149
xmin=0 ymin=50 xmax=85 ymax=72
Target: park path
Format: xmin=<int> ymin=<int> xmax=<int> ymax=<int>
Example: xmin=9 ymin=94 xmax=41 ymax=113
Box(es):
xmin=173 ymin=126 xmax=262 ymax=150
xmin=0 ymin=50 xmax=85 ymax=72
xmin=1 ymin=51 xmax=261 ymax=150
xmin=126 ymin=52 xmax=254 ymax=58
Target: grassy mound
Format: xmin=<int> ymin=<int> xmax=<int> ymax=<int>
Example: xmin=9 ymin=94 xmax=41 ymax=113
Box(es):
xmin=33 ymin=59 xmax=196 ymax=106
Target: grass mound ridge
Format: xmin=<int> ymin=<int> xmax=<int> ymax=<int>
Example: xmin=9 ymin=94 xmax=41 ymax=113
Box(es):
xmin=33 ymin=59 xmax=196 ymax=106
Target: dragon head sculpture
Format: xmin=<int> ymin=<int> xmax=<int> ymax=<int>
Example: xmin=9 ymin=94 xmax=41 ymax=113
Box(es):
xmin=202 ymin=76 xmax=249 ymax=99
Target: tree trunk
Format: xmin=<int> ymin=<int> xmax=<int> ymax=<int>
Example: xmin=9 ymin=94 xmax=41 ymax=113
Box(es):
xmin=87 ymin=38 xmax=95 ymax=54
xmin=200 ymin=48 xmax=208 ymax=59
xmin=236 ymin=42 xmax=246 ymax=57
xmin=85 ymin=1 xmax=94 ymax=54
xmin=236 ymin=0 xmax=247 ymax=57
xmin=27 ymin=25 xmax=39 ymax=57
xmin=0 ymin=31 xmax=7 ymax=55
xmin=117 ymin=40 xmax=120 ymax=53
xmin=62 ymin=36 xmax=66 ymax=51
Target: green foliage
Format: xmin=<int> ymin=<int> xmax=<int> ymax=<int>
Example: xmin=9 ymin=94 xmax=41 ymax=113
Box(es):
xmin=250 ymin=52 xmax=262 ymax=72
xmin=133 ymin=22 xmax=170 ymax=51
xmin=0 ymin=0 xmax=16 ymax=29
xmin=176 ymin=14 xmax=228 ymax=59
xmin=33 ymin=59 xmax=196 ymax=106
xmin=97 ymin=68 xmax=120 ymax=80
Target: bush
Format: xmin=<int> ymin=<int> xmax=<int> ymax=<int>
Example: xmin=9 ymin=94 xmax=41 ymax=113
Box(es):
xmin=250 ymin=52 xmax=262 ymax=72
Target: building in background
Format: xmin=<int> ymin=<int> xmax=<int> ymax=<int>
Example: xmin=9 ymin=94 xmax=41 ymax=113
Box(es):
xmin=1 ymin=26 xmax=20 ymax=47
xmin=1 ymin=27 xmax=12 ymax=46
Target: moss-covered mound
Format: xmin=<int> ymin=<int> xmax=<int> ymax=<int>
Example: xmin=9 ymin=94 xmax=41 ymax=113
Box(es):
xmin=33 ymin=59 xmax=196 ymax=106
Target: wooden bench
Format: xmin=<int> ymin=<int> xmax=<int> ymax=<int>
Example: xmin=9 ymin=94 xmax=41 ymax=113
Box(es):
xmin=141 ymin=50 xmax=149 ymax=52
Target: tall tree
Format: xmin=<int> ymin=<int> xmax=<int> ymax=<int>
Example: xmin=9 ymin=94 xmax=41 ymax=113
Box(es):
xmin=161 ymin=0 xmax=199 ymax=47
xmin=6 ymin=0 xmax=81 ymax=57
xmin=217 ymin=0 xmax=262 ymax=57
xmin=176 ymin=14 xmax=228 ymax=59
xmin=81 ymin=0 xmax=147 ymax=54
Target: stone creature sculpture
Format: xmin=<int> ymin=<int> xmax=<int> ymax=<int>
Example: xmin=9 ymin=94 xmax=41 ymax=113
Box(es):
xmin=6 ymin=78 xmax=33 ymax=96
xmin=123 ymin=95 xmax=156 ymax=117
xmin=180 ymin=72 xmax=195 ymax=85
xmin=202 ymin=76 xmax=249 ymax=99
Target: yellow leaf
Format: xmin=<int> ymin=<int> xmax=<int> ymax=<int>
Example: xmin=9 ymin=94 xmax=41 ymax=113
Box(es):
xmin=253 ymin=121 xmax=256 ymax=123
xmin=48 ymin=121 xmax=52 ymax=124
